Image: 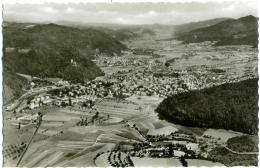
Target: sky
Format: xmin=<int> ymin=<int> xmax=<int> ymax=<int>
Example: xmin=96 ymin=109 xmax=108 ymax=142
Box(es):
xmin=3 ymin=0 xmax=258 ymax=25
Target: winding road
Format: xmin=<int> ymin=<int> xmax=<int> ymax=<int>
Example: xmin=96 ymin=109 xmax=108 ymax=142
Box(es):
xmin=223 ymin=146 xmax=258 ymax=155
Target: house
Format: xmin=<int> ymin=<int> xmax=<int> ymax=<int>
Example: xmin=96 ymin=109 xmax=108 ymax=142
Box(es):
xmin=57 ymin=80 xmax=69 ymax=86
xmin=29 ymin=102 xmax=40 ymax=109
xmin=42 ymin=96 xmax=52 ymax=104
xmin=55 ymin=100 xmax=62 ymax=106
xmin=18 ymin=48 xmax=30 ymax=53
xmin=173 ymin=150 xmax=185 ymax=157
xmin=166 ymin=140 xmax=187 ymax=146
xmin=5 ymin=47 xmax=15 ymax=53
xmin=186 ymin=143 xmax=199 ymax=153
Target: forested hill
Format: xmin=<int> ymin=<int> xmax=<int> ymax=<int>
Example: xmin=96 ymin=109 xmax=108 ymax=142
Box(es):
xmin=155 ymin=78 xmax=258 ymax=134
xmin=4 ymin=22 xmax=127 ymax=55
xmin=175 ymin=15 xmax=258 ymax=47
xmin=3 ymin=22 xmax=127 ymax=102
xmin=3 ymin=22 xmax=127 ymax=82
xmin=173 ymin=17 xmax=230 ymax=34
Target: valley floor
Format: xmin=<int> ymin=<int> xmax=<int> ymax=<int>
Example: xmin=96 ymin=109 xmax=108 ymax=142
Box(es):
xmin=3 ymin=33 xmax=258 ymax=167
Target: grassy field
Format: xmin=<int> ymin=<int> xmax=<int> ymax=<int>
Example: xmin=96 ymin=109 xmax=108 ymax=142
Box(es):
xmin=208 ymin=146 xmax=258 ymax=166
xmin=95 ymin=152 xmax=110 ymax=167
xmin=95 ymin=100 xmax=142 ymax=119
xmin=202 ymin=129 xmax=244 ymax=142
xmin=131 ymin=157 xmax=183 ymax=167
xmin=186 ymin=159 xmax=224 ymax=166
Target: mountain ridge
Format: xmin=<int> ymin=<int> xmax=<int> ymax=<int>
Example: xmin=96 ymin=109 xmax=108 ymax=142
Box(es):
xmin=173 ymin=17 xmax=231 ymax=34
xmin=175 ymin=15 xmax=258 ymax=46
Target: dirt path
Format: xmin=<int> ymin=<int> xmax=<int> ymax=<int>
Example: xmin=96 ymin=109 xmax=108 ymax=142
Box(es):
xmin=16 ymin=121 xmax=42 ymax=166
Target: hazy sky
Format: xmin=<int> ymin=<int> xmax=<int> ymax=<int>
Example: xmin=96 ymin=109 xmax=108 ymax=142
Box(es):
xmin=3 ymin=1 xmax=258 ymax=25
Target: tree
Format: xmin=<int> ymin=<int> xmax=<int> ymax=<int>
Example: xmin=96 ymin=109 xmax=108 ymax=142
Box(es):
xmin=95 ymin=111 xmax=99 ymax=118
xmin=69 ymin=98 xmax=72 ymax=106
xmin=179 ymin=156 xmax=188 ymax=167
xmin=18 ymin=122 xmax=21 ymax=129
xmin=82 ymin=102 xmax=87 ymax=109
xmin=169 ymin=143 xmax=174 ymax=156
xmin=89 ymin=100 xmax=94 ymax=108
xmin=165 ymin=62 xmax=170 ymax=67
xmin=61 ymin=101 xmax=67 ymax=107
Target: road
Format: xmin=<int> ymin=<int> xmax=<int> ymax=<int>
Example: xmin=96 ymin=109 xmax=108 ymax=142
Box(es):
xmin=16 ymin=120 xmax=42 ymax=166
xmin=223 ymin=146 xmax=258 ymax=155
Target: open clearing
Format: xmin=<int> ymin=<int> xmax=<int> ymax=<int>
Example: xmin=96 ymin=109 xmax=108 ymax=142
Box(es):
xmin=186 ymin=159 xmax=224 ymax=166
xmin=147 ymin=125 xmax=178 ymax=135
xmin=203 ymin=129 xmax=245 ymax=142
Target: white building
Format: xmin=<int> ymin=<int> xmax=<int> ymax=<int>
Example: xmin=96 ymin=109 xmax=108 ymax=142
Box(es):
xmin=186 ymin=143 xmax=199 ymax=153
xmin=174 ymin=150 xmax=185 ymax=157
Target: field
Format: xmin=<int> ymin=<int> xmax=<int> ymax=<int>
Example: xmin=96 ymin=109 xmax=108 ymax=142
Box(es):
xmin=186 ymin=159 xmax=224 ymax=166
xmin=203 ymin=129 xmax=245 ymax=142
xmin=95 ymin=152 xmax=110 ymax=167
xmin=147 ymin=126 xmax=178 ymax=135
xmin=4 ymin=98 xmax=158 ymax=166
xmin=95 ymin=100 xmax=144 ymax=119
xmin=131 ymin=157 xmax=182 ymax=167
xmin=131 ymin=157 xmax=224 ymax=167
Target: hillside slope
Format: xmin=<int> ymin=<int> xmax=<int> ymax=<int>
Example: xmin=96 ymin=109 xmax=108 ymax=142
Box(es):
xmin=3 ymin=22 xmax=127 ymax=101
xmin=156 ymin=78 xmax=258 ymax=134
xmin=176 ymin=15 xmax=258 ymax=46
xmin=3 ymin=72 xmax=28 ymax=104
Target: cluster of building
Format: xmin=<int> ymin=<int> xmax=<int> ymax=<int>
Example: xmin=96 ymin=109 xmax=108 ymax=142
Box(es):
xmin=28 ymin=94 xmax=52 ymax=109
xmin=13 ymin=51 xmax=257 ymax=114
xmin=15 ymin=85 xmax=98 ymax=112
xmin=92 ymin=46 xmax=257 ymax=99
xmin=129 ymin=140 xmax=198 ymax=159
xmin=93 ymin=51 xmax=255 ymax=98
xmin=28 ymin=79 xmax=53 ymax=90
xmin=94 ymin=56 xmax=151 ymax=67
xmin=99 ymin=66 xmax=224 ymax=97
xmin=146 ymin=132 xmax=196 ymax=143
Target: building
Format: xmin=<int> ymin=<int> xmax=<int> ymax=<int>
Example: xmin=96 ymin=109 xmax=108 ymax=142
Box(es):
xmin=186 ymin=143 xmax=199 ymax=153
